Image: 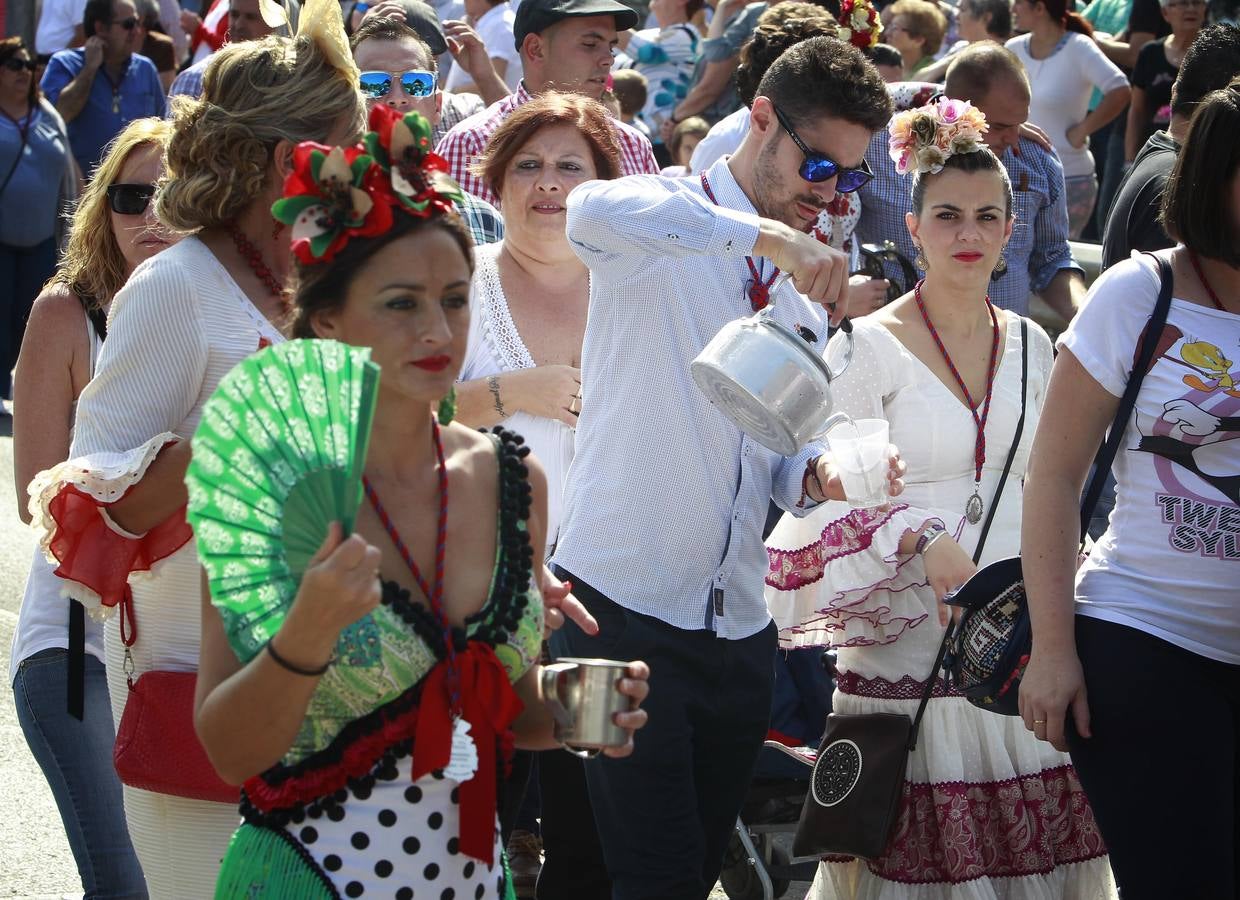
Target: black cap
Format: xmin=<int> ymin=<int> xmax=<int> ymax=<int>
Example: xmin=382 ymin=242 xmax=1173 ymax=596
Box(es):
xmin=401 ymin=0 xmax=449 ymax=56
xmin=513 ymin=0 xmax=639 ymax=52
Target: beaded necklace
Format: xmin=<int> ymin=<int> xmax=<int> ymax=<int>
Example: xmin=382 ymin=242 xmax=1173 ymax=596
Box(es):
xmin=1188 ymin=250 xmax=1230 ymax=312
xmin=700 ymin=172 xmax=780 ymax=311
xmin=228 ymin=223 xmax=287 ymax=300
xmin=914 ymin=279 xmax=1001 ymax=524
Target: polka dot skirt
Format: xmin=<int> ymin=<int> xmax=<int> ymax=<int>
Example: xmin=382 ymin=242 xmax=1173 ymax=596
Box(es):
xmin=288 ymin=755 xmax=505 ymax=899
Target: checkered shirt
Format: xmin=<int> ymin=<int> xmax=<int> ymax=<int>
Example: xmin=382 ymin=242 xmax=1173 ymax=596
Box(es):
xmin=435 ymin=82 xmax=660 ymax=207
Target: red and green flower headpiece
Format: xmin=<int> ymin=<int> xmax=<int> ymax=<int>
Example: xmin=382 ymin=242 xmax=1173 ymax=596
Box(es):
xmin=272 ymin=105 xmax=464 ymax=265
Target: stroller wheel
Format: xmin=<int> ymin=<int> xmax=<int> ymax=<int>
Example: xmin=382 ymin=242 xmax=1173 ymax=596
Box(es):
xmin=720 ymin=832 xmax=792 ymax=900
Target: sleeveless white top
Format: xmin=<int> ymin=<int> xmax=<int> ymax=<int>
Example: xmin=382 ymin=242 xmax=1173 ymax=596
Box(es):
xmin=10 ymin=307 xmax=105 ymax=683
xmin=460 ymin=242 xmax=577 ymax=556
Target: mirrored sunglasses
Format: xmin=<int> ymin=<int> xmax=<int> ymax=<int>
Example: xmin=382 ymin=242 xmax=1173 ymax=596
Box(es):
xmin=3 ymin=57 xmax=37 ymax=72
xmin=359 ymin=70 xmax=437 ymax=100
xmin=107 ymin=183 xmax=156 ymax=215
xmin=773 ymin=104 xmax=874 ymax=193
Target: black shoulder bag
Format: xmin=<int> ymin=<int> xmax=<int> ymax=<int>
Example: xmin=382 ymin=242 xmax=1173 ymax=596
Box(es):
xmin=791 ymin=320 xmax=1029 ymax=861
xmin=945 ymin=255 xmax=1174 ymax=716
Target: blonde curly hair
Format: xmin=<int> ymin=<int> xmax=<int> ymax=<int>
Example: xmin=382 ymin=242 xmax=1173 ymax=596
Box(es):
xmin=158 ymin=30 xmax=365 ymax=232
xmin=51 ymin=117 xmax=173 ymax=309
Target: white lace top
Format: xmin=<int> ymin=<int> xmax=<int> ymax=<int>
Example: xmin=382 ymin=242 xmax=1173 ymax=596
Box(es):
xmin=460 ymin=243 xmax=576 ymax=556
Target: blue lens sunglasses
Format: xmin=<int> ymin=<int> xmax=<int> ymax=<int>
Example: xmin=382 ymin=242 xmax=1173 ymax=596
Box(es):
xmin=359 ymin=70 xmax=437 ymax=100
xmin=772 ymin=104 xmax=873 ymax=192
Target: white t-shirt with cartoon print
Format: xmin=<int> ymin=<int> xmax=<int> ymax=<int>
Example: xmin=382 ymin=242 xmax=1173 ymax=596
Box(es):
xmin=1060 ymin=251 xmax=1240 ymax=663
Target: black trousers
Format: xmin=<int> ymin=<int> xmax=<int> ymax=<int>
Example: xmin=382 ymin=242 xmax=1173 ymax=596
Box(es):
xmin=1069 ymin=615 xmax=1240 ymax=899
xmin=551 ymin=568 xmax=776 ymax=900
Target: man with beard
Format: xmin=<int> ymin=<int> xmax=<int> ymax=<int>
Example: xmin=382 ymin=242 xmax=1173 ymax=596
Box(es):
xmin=554 ymin=36 xmax=897 ymax=900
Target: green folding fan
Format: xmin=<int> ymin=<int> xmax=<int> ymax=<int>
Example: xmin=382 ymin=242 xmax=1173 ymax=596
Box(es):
xmin=185 ymin=339 xmax=380 ymax=660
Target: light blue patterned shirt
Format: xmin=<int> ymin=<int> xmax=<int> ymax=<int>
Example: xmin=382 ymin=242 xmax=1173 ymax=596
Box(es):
xmin=553 ymin=158 xmax=828 ymax=640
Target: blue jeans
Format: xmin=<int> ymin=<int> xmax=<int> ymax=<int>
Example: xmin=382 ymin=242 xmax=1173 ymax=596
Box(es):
xmin=12 ymin=649 xmax=148 ymax=899
xmin=0 ymin=237 xmax=58 ymax=397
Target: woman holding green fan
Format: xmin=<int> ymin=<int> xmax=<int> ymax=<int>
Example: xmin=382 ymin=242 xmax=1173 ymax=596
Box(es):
xmin=191 ymin=104 xmax=650 ymax=899
xmin=27 ymin=1 xmax=368 ymax=895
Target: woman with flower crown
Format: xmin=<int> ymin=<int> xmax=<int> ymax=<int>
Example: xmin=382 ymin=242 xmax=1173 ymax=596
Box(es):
xmin=192 ymin=104 xmax=649 ymax=899
xmin=765 ymin=99 xmax=1117 ymax=898
xmin=25 ymin=1 xmax=368 ymax=895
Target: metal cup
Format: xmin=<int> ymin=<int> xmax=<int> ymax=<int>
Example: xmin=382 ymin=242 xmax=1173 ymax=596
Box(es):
xmin=540 ymin=658 xmax=634 ymax=758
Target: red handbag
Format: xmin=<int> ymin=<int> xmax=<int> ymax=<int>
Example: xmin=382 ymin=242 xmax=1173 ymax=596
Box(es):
xmin=112 ymin=590 xmax=239 ymax=805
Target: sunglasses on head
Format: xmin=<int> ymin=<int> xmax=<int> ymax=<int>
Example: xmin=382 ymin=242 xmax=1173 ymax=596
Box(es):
xmin=772 ymin=104 xmax=874 ymax=192
xmin=113 ymin=16 xmax=139 ymax=29
xmin=359 ymin=70 xmax=437 ymax=100
xmin=107 ymin=183 xmax=155 ymax=215
xmin=3 ymin=57 xmax=37 ymax=72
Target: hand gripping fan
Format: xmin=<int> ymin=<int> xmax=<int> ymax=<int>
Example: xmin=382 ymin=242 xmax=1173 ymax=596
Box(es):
xmin=185 ymin=339 xmax=380 ymax=661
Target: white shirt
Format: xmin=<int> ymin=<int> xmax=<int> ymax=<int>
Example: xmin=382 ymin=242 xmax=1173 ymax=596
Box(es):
xmin=444 ymin=2 xmax=522 ymax=93
xmin=35 ymin=0 xmax=86 ymax=55
xmin=1006 ymin=32 xmax=1129 ymax=178
xmin=553 ymin=158 xmax=828 ymax=639
xmin=689 ymin=106 xmax=748 ymax=174
xmin=459 ymin=243 xmax=576 ymax=557
xmin=1060 ymin=251 xmax=1240 ymax=664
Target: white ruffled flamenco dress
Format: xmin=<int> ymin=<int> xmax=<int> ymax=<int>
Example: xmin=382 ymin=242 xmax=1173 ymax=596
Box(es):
xmin=765 ymin=317 xmax=1117 ymax=899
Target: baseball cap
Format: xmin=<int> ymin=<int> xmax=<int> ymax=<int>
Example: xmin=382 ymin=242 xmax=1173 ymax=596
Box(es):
xmin=399 ymin=0 xmax=449 ymax=56
xmin=513 ymin=0 xmax=640 ymax=51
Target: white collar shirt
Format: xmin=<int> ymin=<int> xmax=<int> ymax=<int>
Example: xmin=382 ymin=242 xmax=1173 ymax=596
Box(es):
xmin=552 ymin=157 xmax=829 ymax=639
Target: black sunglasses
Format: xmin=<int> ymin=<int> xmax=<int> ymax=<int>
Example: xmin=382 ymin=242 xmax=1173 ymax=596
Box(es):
xmin=772 ymin=104 xmax=874 ymax=192
xmin=3 ymin=57 xmax=37 ymax=72
xmin=107 ymin=183 xmax=156 ymax=215
xmin=112 ymin=16 xmax=139 ymax=29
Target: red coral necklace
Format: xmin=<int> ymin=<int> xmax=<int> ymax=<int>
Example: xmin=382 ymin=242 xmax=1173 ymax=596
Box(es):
xmin=228 ymin=223 xmax=287 ymax=302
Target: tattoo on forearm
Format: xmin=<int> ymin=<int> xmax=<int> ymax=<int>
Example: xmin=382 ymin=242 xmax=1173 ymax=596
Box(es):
xmin=487 ymin=375 xmax=508 ymax=418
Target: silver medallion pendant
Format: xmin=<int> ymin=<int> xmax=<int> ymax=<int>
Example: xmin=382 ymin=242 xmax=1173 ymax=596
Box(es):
xmin=966 ymin=491 xmax=984 ymax=525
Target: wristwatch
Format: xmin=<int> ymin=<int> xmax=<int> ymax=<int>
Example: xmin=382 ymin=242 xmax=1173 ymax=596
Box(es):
xmin=915 ymin=523 xmax=947 ymax=555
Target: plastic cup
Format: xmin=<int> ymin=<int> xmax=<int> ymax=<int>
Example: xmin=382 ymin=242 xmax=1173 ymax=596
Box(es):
xmin=827 ymin=418 xmax=890 ymax=508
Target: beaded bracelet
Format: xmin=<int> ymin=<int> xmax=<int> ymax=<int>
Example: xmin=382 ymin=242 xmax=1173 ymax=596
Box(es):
xmin=266 ymin=638 xmax=332 ymax=677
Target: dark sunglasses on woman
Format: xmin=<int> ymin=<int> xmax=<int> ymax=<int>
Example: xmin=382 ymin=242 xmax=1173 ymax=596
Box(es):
xmin=772 ymin=104 xmax=874 ymax=192
xmin=107 ymin=183 xmax=156 ymax=215
xmin=358 ymin=70 xmax=436 ymax=100
xmin=3 ymin=57 xmax=37 ymax=72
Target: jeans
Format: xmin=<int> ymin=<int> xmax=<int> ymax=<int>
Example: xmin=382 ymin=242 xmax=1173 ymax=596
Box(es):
xmin=1069 ymin=616 xmax=1240 ymax=899
xmin=12 ymin=649 xmax=148 ymax=899
xmin=552 ymin=568 xmax=777 ymax=900
xmin=0 ymin=238 xmax=57 ymax=398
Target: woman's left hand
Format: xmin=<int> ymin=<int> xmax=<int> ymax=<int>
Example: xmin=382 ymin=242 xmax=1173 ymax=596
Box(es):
xmin=1065 ymin=124 xmax=1087 ymax=149
xmin=602 ymin=661 xmax=651 ymax=759
xmin=540 ymin=565 xmax=599 ymax=636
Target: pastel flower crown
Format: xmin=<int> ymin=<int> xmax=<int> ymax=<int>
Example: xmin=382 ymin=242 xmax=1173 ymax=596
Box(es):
xmin=836 ymin=0 xmax=882 ymax=50
xmin=888 ymin=97 xmax=989 ymax=176
xmin=272 ymin=105 xmax=464 ymax=265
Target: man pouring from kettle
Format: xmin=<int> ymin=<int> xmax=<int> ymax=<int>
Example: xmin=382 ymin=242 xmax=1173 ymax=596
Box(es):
xmin=551 ymin=36 xmax=904 ymax=900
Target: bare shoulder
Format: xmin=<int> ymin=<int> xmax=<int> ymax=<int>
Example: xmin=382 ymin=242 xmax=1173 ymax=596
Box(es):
xmin=867 ymin=293 xmax=917 ymax=339
xmin=24 ymin=284 xmax=91 ymax=359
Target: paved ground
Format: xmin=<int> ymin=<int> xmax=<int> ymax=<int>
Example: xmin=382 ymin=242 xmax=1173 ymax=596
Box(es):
xmin=0 ymin=421 xmax=810 ymax=899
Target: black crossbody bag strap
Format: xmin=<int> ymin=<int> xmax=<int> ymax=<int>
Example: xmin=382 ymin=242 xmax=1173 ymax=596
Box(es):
xmin=909 ymin=319 xmax=1029 ymax=749
xmin=1077 ymin=254 xmax=1174 ymax=541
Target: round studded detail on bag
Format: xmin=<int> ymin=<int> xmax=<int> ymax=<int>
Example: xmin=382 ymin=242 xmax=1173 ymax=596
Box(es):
xmin=811 ymin=739 xmax=863 ymax=807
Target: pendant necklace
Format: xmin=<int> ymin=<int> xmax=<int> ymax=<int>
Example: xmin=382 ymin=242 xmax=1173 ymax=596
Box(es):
xmin=914 ymin=279 xmax=1001 ymax=524
xmin=100 ymin=66 xmax=122 ymax=115
xmin=700 ymin=172 xmax=779 ymax=310
xmin=364 ymin=420 xmax=478 ymax=783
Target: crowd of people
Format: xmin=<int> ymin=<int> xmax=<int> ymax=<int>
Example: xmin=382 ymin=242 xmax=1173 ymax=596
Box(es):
xmin=1 ymin=0 xmax=1237 ymax=894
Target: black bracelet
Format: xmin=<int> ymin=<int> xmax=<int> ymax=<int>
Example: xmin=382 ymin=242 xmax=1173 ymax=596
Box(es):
xmin=266 ymin=638 xmax=332 ymax=677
